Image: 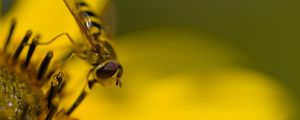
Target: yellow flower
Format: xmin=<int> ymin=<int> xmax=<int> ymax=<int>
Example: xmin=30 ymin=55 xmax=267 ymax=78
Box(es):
xmin=0 ymin=0 xmax=297 ymax=120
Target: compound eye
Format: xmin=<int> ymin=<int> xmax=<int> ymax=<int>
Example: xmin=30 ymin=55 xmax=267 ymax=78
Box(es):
xmin=95 ymin=62 xmax=119 ymax=79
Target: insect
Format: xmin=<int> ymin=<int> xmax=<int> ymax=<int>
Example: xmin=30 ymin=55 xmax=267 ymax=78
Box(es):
xmin=62 ymin=0 xmax=123 ymax=87
xmin=0 ymin=19 xmax=71 ymax=120
xmin=59 ymin=0 xmax=123 ymax=115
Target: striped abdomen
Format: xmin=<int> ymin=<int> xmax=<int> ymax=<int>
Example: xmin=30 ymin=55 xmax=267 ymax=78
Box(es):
xmin=78 ymin=1 xmax=103 ymax=40
xmin=77 ymin=1 xmax=117 ymax=62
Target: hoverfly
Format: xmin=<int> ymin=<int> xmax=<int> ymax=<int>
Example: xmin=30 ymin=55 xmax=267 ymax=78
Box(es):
xmin=62 ymin=0 xmax=123 ymax=87
xmin=60 ymin=0 xmax=123 ymax=115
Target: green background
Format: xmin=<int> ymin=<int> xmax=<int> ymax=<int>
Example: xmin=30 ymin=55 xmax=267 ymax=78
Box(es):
xmin=115 ymin=0 xmax=300 ymax=96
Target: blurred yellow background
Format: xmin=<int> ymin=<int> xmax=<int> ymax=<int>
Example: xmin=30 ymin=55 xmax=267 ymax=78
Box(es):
xmin=1 ymin=0 xmax=299 ymax=120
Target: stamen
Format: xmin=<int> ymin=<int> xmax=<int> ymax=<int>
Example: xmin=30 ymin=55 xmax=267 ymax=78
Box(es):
xmin=3 ymin=19 xmax=16 ymax=52
xmin=37 ymin=51 xmax=53 ymax=80
xmin=13 ymin=30 xmax=33 ymax=61
xmin=23 ymin=36 xmax=39 ymax=68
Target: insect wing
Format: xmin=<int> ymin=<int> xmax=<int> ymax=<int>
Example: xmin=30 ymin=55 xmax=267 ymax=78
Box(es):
xmin=101 ymin=1 xmax=117 ymax=39
xmin=63 ymin=0 xmax=94 ymax=44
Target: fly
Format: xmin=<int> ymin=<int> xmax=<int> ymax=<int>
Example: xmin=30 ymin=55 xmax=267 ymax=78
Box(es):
xmin=52 ymin=0 xmax=124 ymax=115
xmin=62 ymin=0 xmax=123 ymax=87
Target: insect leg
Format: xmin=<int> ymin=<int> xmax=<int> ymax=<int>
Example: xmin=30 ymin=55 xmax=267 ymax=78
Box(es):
xmin=3 ymin=19 xmax=16 ymax=52
xmin=46 ymin=50 xmax=77 ymax=79
xmin=18 ymin=32 xmax=77 ymax=79
xmin=44 ymin=51 xmax=87 ymax=116
xmin=65 ymin=89 xmax=88 ymax=115
xmin=21 ymin=32 xmax=77 ymax=53
xmin=66 ymin=77 xmax=98 ymax=115
xmin=35 ymin=32 xmax=77 ymax=46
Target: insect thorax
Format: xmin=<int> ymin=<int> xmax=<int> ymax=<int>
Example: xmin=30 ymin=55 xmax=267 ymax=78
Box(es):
xmin=79 ymin=42 xmax=117 ymax=66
